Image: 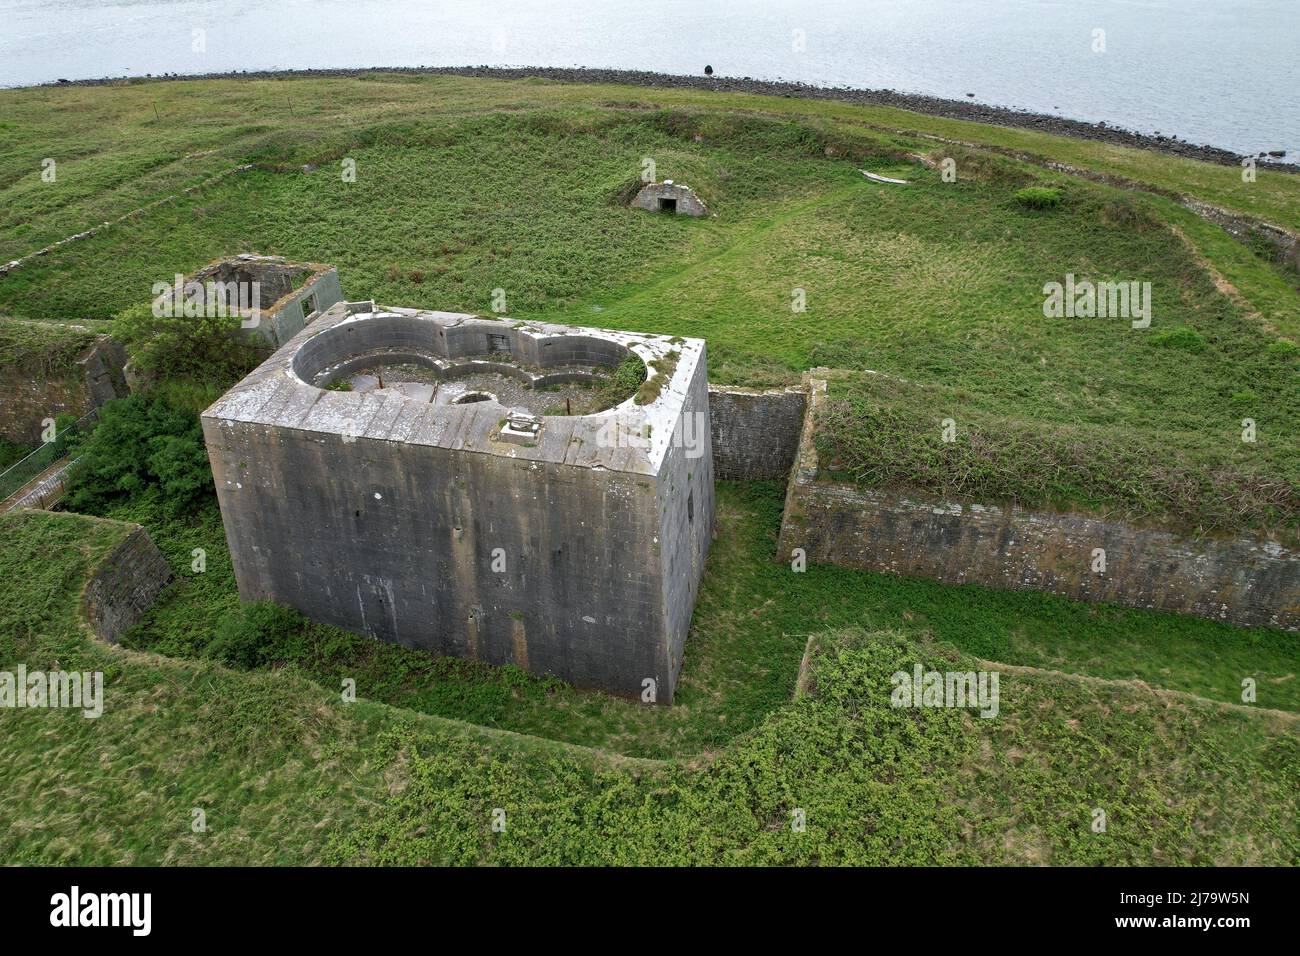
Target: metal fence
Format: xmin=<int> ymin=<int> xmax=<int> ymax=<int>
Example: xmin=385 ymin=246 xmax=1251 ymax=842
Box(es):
xmin=0 ymin=408 xmax=99 ymax=505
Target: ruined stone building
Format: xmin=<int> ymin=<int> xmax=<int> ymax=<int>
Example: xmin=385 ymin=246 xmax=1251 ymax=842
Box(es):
xmin=154 ymin=254 xmax=342 ymax=347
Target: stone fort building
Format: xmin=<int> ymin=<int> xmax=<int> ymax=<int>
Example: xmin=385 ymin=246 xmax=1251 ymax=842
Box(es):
xmin=202 ymin=302 xmax=714 ymax=702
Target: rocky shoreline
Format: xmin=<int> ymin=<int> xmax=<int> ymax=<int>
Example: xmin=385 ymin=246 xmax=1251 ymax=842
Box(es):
xmin=44 ymin=64 xmax=1295 ymax=172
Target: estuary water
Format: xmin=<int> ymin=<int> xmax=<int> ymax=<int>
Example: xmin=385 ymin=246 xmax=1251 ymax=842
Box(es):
xmin=1 ymin=0 xmax=1296 ymax=157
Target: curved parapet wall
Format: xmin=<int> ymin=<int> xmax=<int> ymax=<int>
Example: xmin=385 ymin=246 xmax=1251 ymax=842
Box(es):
xmin=291 ymin=310 xmax=634 ymax=393
xmin=211 ymin=305 xmax=693 ymax=470
xmin=202 ymin=303 xmax=714 ymax=702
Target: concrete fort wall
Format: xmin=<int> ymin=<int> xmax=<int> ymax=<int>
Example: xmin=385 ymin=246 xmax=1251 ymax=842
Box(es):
xmin=656 ymin=351 xmax=715 ymax=693
xmin=707 ymin=385 xmax=806 ymax=481
xmin=778 ymin=380 xmax=1300 ymax=632
xmin=157 ymin=255 xmax=344 ymax=349
xmin=257 ymin=267 xmax=343 ymax=347
xmin=203 ymin=306 xmax=713 ymax=702
xmin=204 ymin=415 xmax=681 ymax=697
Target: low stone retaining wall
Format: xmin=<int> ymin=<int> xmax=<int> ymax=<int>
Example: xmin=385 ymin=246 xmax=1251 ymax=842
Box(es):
xmin=1179 ymin=196 xmax=1300 ymax=271
xmin=707 ymin=384 xmax=806 ymax=481
xmin=0 ymin=334 xmax=126 ymax=444
xmin=82 ymin=525 xmax=173 ymax=643
xmin=777 ymin=379 xmax=1300 ymax=631
xmin=0 ymin=165 xmax=254 ymax=277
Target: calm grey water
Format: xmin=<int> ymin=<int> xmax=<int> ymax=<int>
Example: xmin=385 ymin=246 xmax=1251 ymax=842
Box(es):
xmin=2 ymin=0 xmax=1297 ymax=157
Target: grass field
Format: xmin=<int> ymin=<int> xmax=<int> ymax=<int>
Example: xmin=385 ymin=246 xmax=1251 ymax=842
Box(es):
xmin=1 ymin=74 xmax=1297 ymax=866
xmin=1 ymin=83 xmax=1295 ymax=531
xmin=1 ymin=74 xmax=1296 ymax=256
xmin=105 ymin=481 xmax=1300 ymax=762
xmin=1 ymin=509 xmax=1295 ymax=865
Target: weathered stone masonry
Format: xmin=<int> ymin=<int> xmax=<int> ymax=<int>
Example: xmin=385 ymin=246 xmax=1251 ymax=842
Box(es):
xmin=0 ymin=333 xmax=126 ymax=445
xmin=779 ymin=379 xmax=1300 ymax=631
xmin=82 ymin=524 xmax=173 ymax=644
xmin=706 ymin=384 xmax=806 ymax=480
xmin=630 ymin=181 xmax=709 ymax=217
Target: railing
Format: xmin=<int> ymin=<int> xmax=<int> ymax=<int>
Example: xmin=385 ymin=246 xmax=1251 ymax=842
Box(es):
xmin=0 ymin=408 xmax=99 ymax=504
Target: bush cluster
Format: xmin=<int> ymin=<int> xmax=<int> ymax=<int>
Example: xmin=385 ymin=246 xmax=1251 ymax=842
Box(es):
xmin=65 ymin=395 xmax=212 ymax=516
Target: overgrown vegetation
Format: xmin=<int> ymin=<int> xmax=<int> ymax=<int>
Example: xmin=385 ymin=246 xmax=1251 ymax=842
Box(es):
xmin=818 ymin=370 xmax=1299 ymax=538
xmin=0 ymin=316 xmax=100 ymax=376
xmin=110 ymin=300 xmax=263 ymax=394
xmin=634 ymin=349 xmax=678 ymax=405
xmin=112 ymin=482 xmax=1300 ymax=762
xmin=1 ymin=102 xmax=1295 ymax=533
xmin=64 ymin=394 xmax=213 ymax=517
xmin=1 ymin=75 xmax=1297 ymax=865
xmin=5 ymin=513 xmax=1293 ymax=865
xmin=0 ymin=437 xmax=32 ymax=471
xmin=587 ymin=353 xmax=646 ymax=411
xmin=0 ymin=509 xmax=396 ymax=866
xmin=1014 ymin=185 xmax=1063 ymax=209
xmin=328 ymin=627 xmax=1297 ymax=866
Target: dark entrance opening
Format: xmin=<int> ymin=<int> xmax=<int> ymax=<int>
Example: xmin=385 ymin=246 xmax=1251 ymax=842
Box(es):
xmin=658 ymin=197 xmax=678 ymax=213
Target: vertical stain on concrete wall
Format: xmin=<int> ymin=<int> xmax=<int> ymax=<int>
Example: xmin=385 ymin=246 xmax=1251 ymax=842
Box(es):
xmin=511 ymin=616 xmax=529 ymax=670
xmin=467 ymin=607 xmax=482 ymax=660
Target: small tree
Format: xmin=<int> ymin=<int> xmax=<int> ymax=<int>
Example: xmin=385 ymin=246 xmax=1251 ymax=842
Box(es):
xmin=112 ymin=300 xmax=263 ymax=386
xmin=65 ymin=395 xmax=212 ymax=516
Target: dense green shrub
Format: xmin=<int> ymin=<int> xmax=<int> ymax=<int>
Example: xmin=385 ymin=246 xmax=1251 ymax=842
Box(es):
xmin=0 ymin=437 xmax=30 ymax=471
xmin=65 ymin=395 xmax=212 ymax=516
xmin=1014 ymin=186 xmax=1063 ymax=209
xmin=1151 ymin=326 xmax=1209 ymax=352
xmin=589 ymin=354 xmax=647 ymax=411
xmin=209 ymin=602 xmax=306 ymax=669
xmin=111 ymin=300 xmax=263 ymax=387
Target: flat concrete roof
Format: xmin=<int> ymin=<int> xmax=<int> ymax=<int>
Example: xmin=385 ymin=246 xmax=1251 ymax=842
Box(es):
xmin=203 ymin=303 xmax=706 ymax=476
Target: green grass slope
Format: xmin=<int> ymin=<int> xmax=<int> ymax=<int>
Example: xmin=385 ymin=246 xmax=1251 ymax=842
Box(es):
xmin=0 ymin=74 xmax=1295 ymax=256
xmin=0 ymin=510 xmax=396 ymax=865
xmin=2 ymin=511 xmax=1294 ymax=864
xmin=111 ymin=482 xmax=1300 ymax=763
xmin=1 ymin=106 xmax=1294 ymax=531
xmin=327 ymin=627 xmax=1299 ymax=866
